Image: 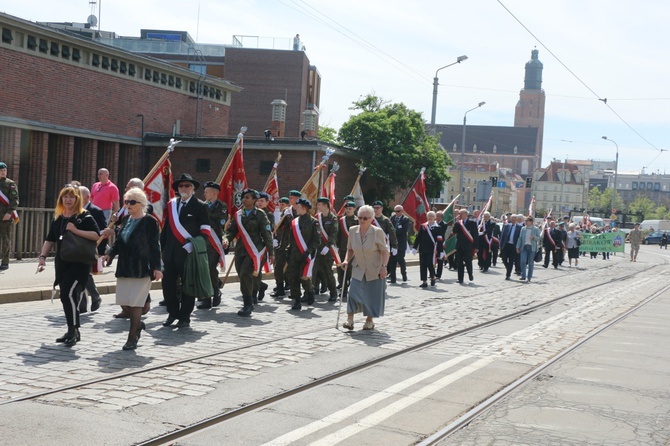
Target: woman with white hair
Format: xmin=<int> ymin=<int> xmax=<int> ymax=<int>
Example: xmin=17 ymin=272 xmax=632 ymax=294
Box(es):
xmin=340 ymin=205 xmax=390 ymax=330
xmin=566 ymin=223 xmax=582 ymax=267
xmin=103 ymin=187 xmax=163 ymax=350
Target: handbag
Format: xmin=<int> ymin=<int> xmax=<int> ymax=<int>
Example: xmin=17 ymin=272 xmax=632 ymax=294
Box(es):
xmin=534 ymin=248 xmax=543 ymax=263
xmin=59 ymin=223 xmax=97 ymax=265
xmin=575 ymin=236 xmax=582 ymax=246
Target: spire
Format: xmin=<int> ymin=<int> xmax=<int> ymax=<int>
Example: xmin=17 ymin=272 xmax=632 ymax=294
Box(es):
xmin=523 ymin=48 xmax=543 ymax=90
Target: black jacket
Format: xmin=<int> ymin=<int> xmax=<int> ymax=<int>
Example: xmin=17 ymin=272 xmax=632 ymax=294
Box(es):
xmin=413 ymin=223 xmax=442 ymax=253
xmin=453 ymin=218 xmax=479 ymax=251
xmin=390 ymin=214 xmax=411 ymax=249
xmin=161 ymin=197 xmax=210 ymax=264
xmin=109 ymin=215 xmax=161 ymax=279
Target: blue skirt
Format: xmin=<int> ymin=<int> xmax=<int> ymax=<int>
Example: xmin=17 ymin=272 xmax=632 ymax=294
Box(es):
xmin=347 ymin=276 xmax=386 ymax=318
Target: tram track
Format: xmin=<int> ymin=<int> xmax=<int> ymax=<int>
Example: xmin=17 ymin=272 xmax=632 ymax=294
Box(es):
xmin=133 ymin=256 xmax=668 ymax=446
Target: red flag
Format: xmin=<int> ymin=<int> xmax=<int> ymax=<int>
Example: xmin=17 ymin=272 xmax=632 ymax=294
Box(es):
xmin=144 ymin=158 xmax=175 ymax=229
xmin=401 ymin=168 xmax=429 ymax=234
xmin=264 ymin=164 xmax=280 ymax=224
xmin=219 ymin=142 xmax=248 ymax=214
xmin=322 ymin=173 xmax=336 ymax=208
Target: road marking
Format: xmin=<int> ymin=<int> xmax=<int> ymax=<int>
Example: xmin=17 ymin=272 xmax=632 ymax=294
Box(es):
xmin=261 ymin=355 xmax=473 ymax=446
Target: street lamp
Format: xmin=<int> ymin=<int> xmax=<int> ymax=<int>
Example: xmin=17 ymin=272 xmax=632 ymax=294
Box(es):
xmin=430 ymin=55 xmax=468 ymax=128
xmin=458 ymin=102 xmax=486 ymax=206
xmin=601 ymin=136 xmax=619 ymax=219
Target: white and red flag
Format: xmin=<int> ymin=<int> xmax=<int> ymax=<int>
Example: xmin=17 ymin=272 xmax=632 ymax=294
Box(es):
xmin=144 ymin=157 xmax=175 ymax=229
xmin=263 ymin=153 xmax=282 ymax=224
xmin=400 ymin=167 xmax=430 ymax=234
xmin=218 ymin=132 xmax=248 ymax=215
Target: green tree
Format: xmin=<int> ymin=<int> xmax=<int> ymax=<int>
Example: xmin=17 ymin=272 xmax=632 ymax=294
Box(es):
xmin=587 ymin=187 xmax=623 ymax=213
xmin=317 ymin=125 xmax=338 ymax=144
xmin=629 ymin=195 xmax=665 ymax=219
xmin=338 ymin=94 xmax=452 ymax=202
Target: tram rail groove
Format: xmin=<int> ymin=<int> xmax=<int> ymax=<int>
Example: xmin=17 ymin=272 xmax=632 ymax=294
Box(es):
xmin=134 ymin=259 xmax=666 ymax=446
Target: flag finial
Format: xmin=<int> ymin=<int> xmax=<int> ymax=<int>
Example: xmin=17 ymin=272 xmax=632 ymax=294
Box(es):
xmin=167 ymin=138 xmax=182 ymax=152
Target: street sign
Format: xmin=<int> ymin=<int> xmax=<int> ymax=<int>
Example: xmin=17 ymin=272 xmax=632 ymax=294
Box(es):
xmin=497 ymin=181 xmax=506 ymax=188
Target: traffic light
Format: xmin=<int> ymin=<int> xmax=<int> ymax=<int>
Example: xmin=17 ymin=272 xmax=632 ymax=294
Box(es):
xmin=525 ymin=177 xmax=532 ymax=188
xmin=491 ymin=176 xmax=498 ymax=187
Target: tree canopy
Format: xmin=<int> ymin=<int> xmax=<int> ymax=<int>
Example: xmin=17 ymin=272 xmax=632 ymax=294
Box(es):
xmin=337 ymin=94 xmax=452 ymax=202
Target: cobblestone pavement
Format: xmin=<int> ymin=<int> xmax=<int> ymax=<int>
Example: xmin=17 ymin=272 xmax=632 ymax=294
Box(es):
xmin=0 ymin=248 xmax=664 ymax=416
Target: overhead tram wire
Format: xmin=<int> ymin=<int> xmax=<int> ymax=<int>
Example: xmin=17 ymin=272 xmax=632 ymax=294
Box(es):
xmin=497 ymin=0 xmax=664 ymax=154
xmin=276 ymin=0 xmax=430 ymax=86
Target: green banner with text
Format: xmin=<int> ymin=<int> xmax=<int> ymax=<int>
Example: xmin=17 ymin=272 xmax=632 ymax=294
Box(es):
xmin=579 ymin=232 xmax=626 ymax=253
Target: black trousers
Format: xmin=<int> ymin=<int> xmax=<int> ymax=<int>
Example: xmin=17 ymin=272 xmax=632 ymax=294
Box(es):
xmin=435 ymin=259 xmax=444 ymax=278
xmin=315 ymin=253 xmax=337 ymax=294
xmin=274 ymin=249 xmax=288 ymax=291
xmin=478 ymin=246 xmax=492 ymax=271
xmin=491 ymin=243 xmax=499 ymax=266
xmin=419 ymin=251 xmax=436 ymax=282
xmin=455 ymin=248 xmax=474 ymax=282
xmin=501 ymin=243 xmax=517 ymax=278
xmin=543 ymin=246 xmax=553 ymax=267
xmin=60 ymin=273 xmax=86 ymax=328
xmin=388 ymin=250 xmax=407 ymax=281
xmin=208 ymin=250 xmax=221 ymax=298
xmin=163 ymin=258 xmax=196 ymax=321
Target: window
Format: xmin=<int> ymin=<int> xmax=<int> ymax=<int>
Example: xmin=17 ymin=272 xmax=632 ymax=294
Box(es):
xmin=189 ymin=64 xmax=207 ymax=74
xmin=72 ymin=48 xmax=81 ymax=62
xmin=639 ymin=182 xmax=645 ymax=190
xmin=50 ymin=42 xmax=59 ymax=56
xmin=632 ymin=181 xmax=638 ymax=190
xmin=39 ymin=38 xmax=48 ymax=53
xmin=61 ymin=45 xmax=70 ymax=59
xmin=653 ymin=182 xmax=659 ymax=191
xmin=647 ymin=182 xmax=653 ymax=190
xmin=2 ymin=27 xmax=12 ymax=44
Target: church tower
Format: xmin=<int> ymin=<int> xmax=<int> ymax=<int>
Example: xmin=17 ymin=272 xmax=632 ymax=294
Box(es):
xmin=514 ymin=49 xmax=545 ymax=166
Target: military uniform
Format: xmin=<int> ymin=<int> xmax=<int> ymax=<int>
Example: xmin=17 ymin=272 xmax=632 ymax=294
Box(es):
xmin=314 ymin=209 xmax=339 ymax=301
xmin=286 ymin=209 xmax=321 ymax=310
xmin=0 ymin=169 xmax=19 ymax=268
xmin=252 ymin=207 xmax=274 ymax=303
xmin=336 ymin=213 xmax=358 ymax=295
xmin=206 ymin=198 xmax=227 ymax=301
xmin=271 ymin=205 xmax=296 ymax=297
xmin=372 ymin=214 xmax=398 ymax=251
xmin=223 ymin=201 xmax=274 ymax=316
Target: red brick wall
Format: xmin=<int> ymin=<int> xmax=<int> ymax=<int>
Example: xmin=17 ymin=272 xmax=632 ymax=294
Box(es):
xmin=0 ymin=48 xmax=230 ymax=138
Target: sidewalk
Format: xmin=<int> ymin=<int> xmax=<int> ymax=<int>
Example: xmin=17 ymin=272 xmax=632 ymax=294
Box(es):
xmin=0 ymin=254 xmax=421 ymax=304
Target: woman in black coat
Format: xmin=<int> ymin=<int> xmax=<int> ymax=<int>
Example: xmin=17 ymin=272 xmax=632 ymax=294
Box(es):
xmin=104 ymin=188 xmax=162 ymax=350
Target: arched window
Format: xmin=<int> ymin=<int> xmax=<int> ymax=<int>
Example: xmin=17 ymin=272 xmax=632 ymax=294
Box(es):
xmin=521 ymin=159 xmax=529 ymax=175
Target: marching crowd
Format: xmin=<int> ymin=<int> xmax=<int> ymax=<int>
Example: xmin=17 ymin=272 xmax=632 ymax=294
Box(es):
xmin=0 ymin=163 xmax=643 ymax=351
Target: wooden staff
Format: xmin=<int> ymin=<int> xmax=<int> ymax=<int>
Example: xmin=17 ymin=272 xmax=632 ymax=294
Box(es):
xmin=262 ymin=152 xmax=282 ymax=192
xmin=219 ymin=255 xmax=236 ymax=289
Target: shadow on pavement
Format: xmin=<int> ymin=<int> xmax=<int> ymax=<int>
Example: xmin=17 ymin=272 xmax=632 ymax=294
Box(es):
xmin=95 ymin=349 xmax=155 ymax=373
xmin=17 ymin=343 xmax=81 ymax=365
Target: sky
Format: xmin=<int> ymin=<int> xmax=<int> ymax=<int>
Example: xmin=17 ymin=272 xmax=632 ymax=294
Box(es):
xmin=3 ymin=0 xmax=669 ymax=173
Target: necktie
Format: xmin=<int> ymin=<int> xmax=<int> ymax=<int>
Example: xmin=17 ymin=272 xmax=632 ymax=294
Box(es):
xmin=179 ymin=201 xmax=187 ymax=213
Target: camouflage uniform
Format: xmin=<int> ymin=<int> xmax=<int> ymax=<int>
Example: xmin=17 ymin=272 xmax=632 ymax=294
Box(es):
xmin=0 ymin=174 xmax=19 ymax=267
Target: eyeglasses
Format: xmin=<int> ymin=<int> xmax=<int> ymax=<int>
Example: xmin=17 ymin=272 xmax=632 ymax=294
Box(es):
xmin=358 ymin=216 xmax=371 ymax=221
xmin=124 ymin=200 xmax=139 ymax=205
xmin=394 ymin=210 xmax=402 ymax=213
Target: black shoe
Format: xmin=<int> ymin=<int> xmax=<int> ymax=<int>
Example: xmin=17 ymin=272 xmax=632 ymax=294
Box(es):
xmin=91 ymin=297 xmax=101 ymax=312
xmin=159 ymin=300 xmax=167 ymax=306
xmin=258 ymin=283 xmax=268 ymax=301
xmin=420 ymin=282 xmax=428 ymax=288
xmin=122 ymin=341 xmax=137 ymax=351
xmin=270 ymin=289 xmax=285 ymax=298
xmin=237 ymin=305 xmax=253 ymax=317
xmin=176 ymin=319 xmax=191 ymax=328
xmin=212 ymin=292 xmax=221 ymax=307
xmin=319 ymin=285 xmax=328 ymax=294
xmin=505 ymin=276 xmax=511 ymax=280
xmin=543 ymin=264 xmax=548 ymax=268
xmin=482 ymin=268 xmax=488 ymax=273
xmin=554 ymin=265 xmax=558 ymax=269
xmin=197 ymin=298 xmax=213 ymax=309
xmin=468 ymin=274 xmax=474 ymax=281
xmin=430 ymin=278 xmax=436 ymax=286
xmin=56 ymin=328 xmax=80 ymax=343
xmin=328 ymin=293 xmax=338 ymax=302
xmin=290 ymin=301 xmax=302 ymax=311
xmin=0 ymin=264 xmax=8 ymax=270
xmin=64 ymin=329 xmax=80 ymax=346
xmin=389 ymin=279 xmax=396 ymax=284
xmin=162 ymin=316 xmax=177 ymax=327
xmin=306 ymin=292 xmax=315 ymax=306
xmin=457 ymin=280 xmax=464 ymax=284
xmin=402 ymin=275 xmax=407 ymax=282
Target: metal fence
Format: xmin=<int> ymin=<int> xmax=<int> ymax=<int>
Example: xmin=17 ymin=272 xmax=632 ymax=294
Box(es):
xmin=9 ymin=208 xmax=55 ymax=259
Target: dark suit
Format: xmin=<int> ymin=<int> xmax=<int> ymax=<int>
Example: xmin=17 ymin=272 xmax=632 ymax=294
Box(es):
xmin=161 ymin=196 xmax=211 ymax=322
xmin=388 ymin=214 xmax=410 ymax=281
xmin=452 ymin=218 xmax=479 ymax=283
xmin=435 ymin=220 xmax=448 ymax=278
xmin=500 ymin=222 xmax=521 ymax=279
xmin=477 ymin=219 xmax=495 ymax=272
xmin=413 ymin=222 xmax=442 ymax=282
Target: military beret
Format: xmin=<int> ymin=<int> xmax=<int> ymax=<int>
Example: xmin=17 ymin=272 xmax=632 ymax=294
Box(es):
xmin=203 ymin=181 xmax=220 ymax=191
xmin=562 ymin=215 xmax=570 ymax=220
xmin=316 ymin=196 xmax=330 ymax=204
xmin=343 ymin=195 xmax=354 ymax=201
xmin=0 ymin=162 xmax=6 ymax=169
xmin=241 ymin=188 xmax=259 ymax=199
xmin=558 ymin=222 xmax=565 ymax=226
xmin=289 ymin=190 xmax=302 ymax=197
xmin=344 ymin=201 xmax=356 ymax=208
xmin=296 ymin=198 xmax=312 ymax=209
xmin=372 ymin=200 xmax=384 ymax=207
xmin=279 ymin=197 xmax=290 ymax=204
xmin=258 ymin=191 xmax=270 ymax=200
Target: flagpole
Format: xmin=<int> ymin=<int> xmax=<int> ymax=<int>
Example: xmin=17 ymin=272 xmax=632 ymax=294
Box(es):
xmin=262 ymin=152 xmax=282 ymax=192
xmin=443 ymin=194 xmax=461 ymax=212
xmin=400 ymin=167 xmax=426 ymax=205
xmin=216 ymin=127 xmax=247 ymax=184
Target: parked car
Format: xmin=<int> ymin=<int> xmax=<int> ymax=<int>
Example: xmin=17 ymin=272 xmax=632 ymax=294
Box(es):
xmin=643 ymin=231 xmax=666 ymax=245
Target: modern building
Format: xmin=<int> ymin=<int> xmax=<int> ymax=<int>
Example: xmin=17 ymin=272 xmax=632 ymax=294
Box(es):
xmin=531 ymin=161 xmax=587 ymax=215
xmin=613 ymin=172 xmax=670 ymax=208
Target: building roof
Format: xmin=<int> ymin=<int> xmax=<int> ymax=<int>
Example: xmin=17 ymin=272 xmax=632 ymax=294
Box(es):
xmin=536 ymin=161 xmax=584 ymax=184
xmin=433 ymin=125 xmax=538 ymax=157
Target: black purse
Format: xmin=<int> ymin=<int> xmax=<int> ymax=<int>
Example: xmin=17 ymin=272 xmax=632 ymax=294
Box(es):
xmin=59 ymin=216 xmax=97 ymax=265
xmin=534 ymin=249 xmax=543 ymax=263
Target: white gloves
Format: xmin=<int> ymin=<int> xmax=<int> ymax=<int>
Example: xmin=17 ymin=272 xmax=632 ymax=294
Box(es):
xmin=411 ymin=248 xmax=417 ymax=255
xmin=391 ymin=248 xmax=398 ymax=256
xmin=440 ymin=252 xmax=447 ymax=259
xmin=273 ymin=239 xmax=279 ymax=248
xmin=183 ymin=242 xmax=193 ymax=253
xmin=283 ymin=208 xmax=293 ymax=216
xmin=320 ymin=247 xmax=329 ymax=255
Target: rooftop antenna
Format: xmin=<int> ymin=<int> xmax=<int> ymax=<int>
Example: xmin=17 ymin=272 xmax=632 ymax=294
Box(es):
xmin=196 ymin=1 xmax=201 ymax=43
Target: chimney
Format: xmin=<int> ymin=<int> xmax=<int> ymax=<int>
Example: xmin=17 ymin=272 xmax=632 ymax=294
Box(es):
xmin=270 ymin=99 xmax=287 ymax=137
xmin=302 ymin=109 xmax=318 ymax=138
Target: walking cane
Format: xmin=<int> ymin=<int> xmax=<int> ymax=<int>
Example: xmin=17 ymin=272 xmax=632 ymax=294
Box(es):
xmin=335 ymin=257 xmax=352 ymax=330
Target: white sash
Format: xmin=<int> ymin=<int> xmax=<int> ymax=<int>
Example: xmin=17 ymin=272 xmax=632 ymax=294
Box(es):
xmin=167 ymin=198 xmax=192 ymax=245
xmin=292 ymin=218 xmax=315 ymax=278
xmin=236 ymin=210 xmax=267 ymax=276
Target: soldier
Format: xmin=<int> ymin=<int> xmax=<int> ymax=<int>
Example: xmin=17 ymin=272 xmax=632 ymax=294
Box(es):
xmin=452 ymin=209 xmax=479 ymax=284
xmin=434 ymin=210 xmax=448 ymax=280
xmin=0 ymin=162 xmax=18 ymax=270
xmin=197 ymin=181 xmax=228 ymax=310
xmin=285 ymin=198 xmax=321 ymax=311
xmin=314 ymin=197 xmax=339 ymax=302
xmin=222 ymin=189 xmax=274 ymax=317
xmin=477 ymin=211 xmax=495 ymax=273
xmin=252 ymin=191 xmax=274 ymax=303
xmin=371 ymin=200 xmax=398 ymax=256
xmin=336 ymin=201 xmax=358 ymax=297
xmin=270 ymin=197 xmax=291 ymax=298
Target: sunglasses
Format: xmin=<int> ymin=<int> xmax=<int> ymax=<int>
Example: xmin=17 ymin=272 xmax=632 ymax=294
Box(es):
xmin=394 ymin=210 xmax=402 ymax=213
xmin=358 ymin=216 xmax=371 ymax=221
xmin=124 ymin=200 xmax=139 ymax=205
